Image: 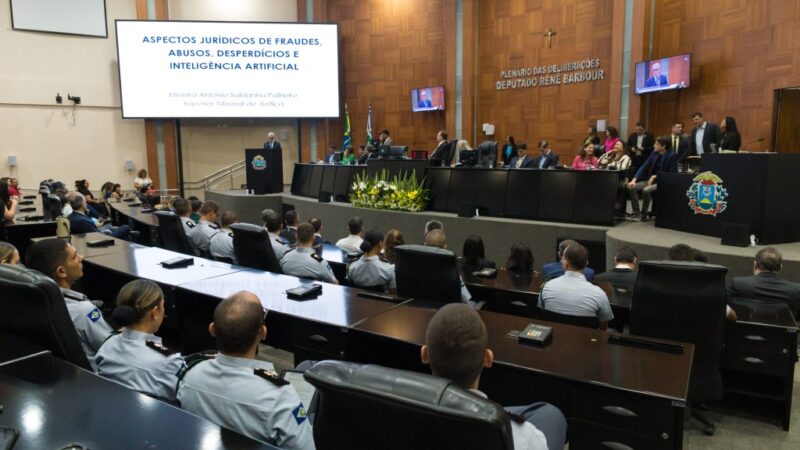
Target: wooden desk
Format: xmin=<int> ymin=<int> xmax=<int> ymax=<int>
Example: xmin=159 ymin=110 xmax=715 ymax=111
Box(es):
xmin=176 ymin=268 xmax=407 ymax=358
xmin=320 ymin=243 xmax=351 ymax=282
xmin=462 ymin=268 xmax=543 ymax=317
xmin=31 ymin=232 xmax=144 ymax=259
xmin=108 ymin=201 xmax=160 ymax=246
xmin=348 ymin=303 xmax=692 ymax=450
xmin=0 ymin=330 xmax=49 ymax=367
xmin=5 ymin=199 xmax=56 ymax=259
xmin=0 ymin=353 xmax=277 ymax=449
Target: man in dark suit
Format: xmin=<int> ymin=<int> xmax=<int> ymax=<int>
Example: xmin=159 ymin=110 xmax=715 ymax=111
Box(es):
xmin=627 ymin=136 xmax=678 ymax=221
xmin=429 ymin=130 xmax=450 ymax=165
xmin=669 ymin=121 xmax=690 ymax=161
xmin=68 ymin=193 xmax=130 ymax=239
xmin=417 ymin=89 xmax=432 ymax=108
xmin=594 ymin=246 xmax=637 ymax=291
xmin=264 ymin=131 xmax=282 ymax=151
xmin=280 ymin=209 xmax=299 ymax=245
xmin=644 ymin=62 xmax=669 ymax=87
xmin=627 ymin=121 xmax=655 ymax=170
xmin=688 ymin=112 xmax=722 ymax=159
xmin=532 ymin=140 xmax=560 ymax=169
xmin=541 ymin=239 xmax=595 ymax=281
xmin=728 ymin=247 xmax=800 ymax=318
xmin=508 ymin=144 xmax=534 ymax=169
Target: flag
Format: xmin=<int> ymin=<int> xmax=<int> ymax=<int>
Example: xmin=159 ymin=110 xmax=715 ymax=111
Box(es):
xmin=342 ymin=102 xmax=351 ymax=150
xmin=366 ymin=104 xmax=373 ymax=145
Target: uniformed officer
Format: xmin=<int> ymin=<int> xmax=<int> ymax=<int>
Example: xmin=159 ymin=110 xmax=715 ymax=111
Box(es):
xmin=178 ymin=291 xmax=316 ymax=450
xmin=210 ymin=210 xmax=237 ymax=262
xmin=173 ymin=197 xmax=197 ymax=237
xmin=25 ymin=239 xmax=113 ymax=370
xmin=347 ymin=228 xmax=396 ymax=292
xmin=280 ymin=222 xmax=338 ymax=284
xmin=96 ymin=280 xmax=185 ymax=402
xmin=262 ymin=208 xmax=291 ymax=260
xmin=190 ymin=200 xmax=220 ymax=254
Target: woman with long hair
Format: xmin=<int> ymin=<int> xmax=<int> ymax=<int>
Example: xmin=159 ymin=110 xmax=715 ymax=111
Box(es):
xmin=603 ymin=126 xmax=620 ymax=154
xmin=720 ymin=116 xmax=741 ymax=151
xmin=572 ymin=143 xmax=599 ymax=170
xmin=504 ymin=243 xmax=534 ymax=275
xmin=382 ymin=228 xmax=405 ymax=264
xmin=460 ymin=234 xmax=496 ymax=273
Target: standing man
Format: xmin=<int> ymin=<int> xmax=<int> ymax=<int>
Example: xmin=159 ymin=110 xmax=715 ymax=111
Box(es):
xmin=429 ymin=130 xmax=450 ymax=164
xmin=670 ymin=121 xmax=690 ymax=163
xmin=508 ymin=144 xmax=534 ymax=169
xmin=379 ymin=130 xmax=392 ymax=147
xmin=532 ymin=141 xmax=560 ymax=169
xmin=627 ymin=136 xmax=678 ymax=221
xmin=264 ymin=131 xmax=282 ymax=151
xmin=644 ymin=62 xmax=669 ymax=87
xmin=627 ymin=121 xmax=655 ymax=169
xmin=688 ymin=112 xmax=722 ymax=158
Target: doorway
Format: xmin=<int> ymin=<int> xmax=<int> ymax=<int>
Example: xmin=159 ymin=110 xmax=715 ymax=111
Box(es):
xmin=772 ymin=88 xmax=800 ymax=153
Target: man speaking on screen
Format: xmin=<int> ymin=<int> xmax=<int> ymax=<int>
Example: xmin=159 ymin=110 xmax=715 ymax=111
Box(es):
xmin=645 ymin=62 xmax=669 ymax=87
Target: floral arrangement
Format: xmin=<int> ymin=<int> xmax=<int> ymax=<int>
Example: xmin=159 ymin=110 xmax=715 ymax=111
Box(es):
xmin=350 ymin=169 xmax=429 ymax=212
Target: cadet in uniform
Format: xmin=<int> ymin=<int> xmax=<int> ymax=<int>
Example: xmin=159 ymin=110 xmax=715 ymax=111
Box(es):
xmin=262 ymin=208 xmax=291 ymax=260
xmin=173 ymin=197 xmax=197 ymax=237
xmin=280 ymin=222 xmax=338 ymax=284
xmin=25 ymin=239 xmax=113 ymax=370
xmin=209 ymin=210 xmax=237 ymax=262
xmin=178 ymin=291 xmax=316 ymax=450
xmin=190 ymin=200 xmax=220 ymax=255
xmin=96 ymin=280 xmax=185 ymax=402
xmin=346 ymin=228 xmax=396 ymax=292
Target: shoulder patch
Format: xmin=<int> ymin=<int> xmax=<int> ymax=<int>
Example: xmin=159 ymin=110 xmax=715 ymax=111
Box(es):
xmin=254 ymin=368 xmax=289 ymax=386
xmin=209 ymin=223 xmax=220 ymax=230
xmin=310 ymin=253 xmax=323 ymax=263
xmin=103 ymin=329 xmax=121 ymax=343
xmin=185 ymin=220 xmax=195 ymax=228
xmin=87 ymin=308 xmax=102 ymax=323
xmin=177 ymin=353 xmax=215 ymax=382
xmin=145 ymin=340 xmax=174 ymax=356
xmin=507 ymin=412 xmax=526 ymax=424
xmin=274 ymin=238 xmax=285 ymax=244
xmin=292 ymin=404 xmax=308 ymax=425
xmin=228 ymin=232 xmax=234 ymax=238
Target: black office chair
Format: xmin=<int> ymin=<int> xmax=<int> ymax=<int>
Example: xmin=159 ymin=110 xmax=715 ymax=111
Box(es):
xmin=305 ymin=360 xmax=514 ymax=450
xmin=395 ymin=244 xmax=462 ymax=304
xmin=446 ymin=139 xmax=458 ymax=166
xmin=44 ymin=194 xmax=62 ymax=221
xmin=229 ymin=223 xmax=281 ymax=273
xmin=537 ymin=308 xmax=600 ymax=329
xmin=630 ymin=260 xmax=727 ymax=436
xmin=154 ymin=211 xmax=197 ymax=256
xmin=0 ymin=264 xmax=92 ymax=371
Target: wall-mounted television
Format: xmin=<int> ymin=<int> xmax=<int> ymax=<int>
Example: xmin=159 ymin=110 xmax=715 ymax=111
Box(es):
xmin=411 ymin=86 xmax=445 ymax=112
xmin=634 ymin=53 xmax=691 ymax=95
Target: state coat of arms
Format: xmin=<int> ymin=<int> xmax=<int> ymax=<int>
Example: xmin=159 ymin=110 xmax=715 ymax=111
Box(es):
xmin=686 ymin=171 xmax=728 ymax=216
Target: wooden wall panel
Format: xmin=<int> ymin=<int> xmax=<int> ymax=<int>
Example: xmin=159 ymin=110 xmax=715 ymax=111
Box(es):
xmin=649 ymin=0 xmax=800 ymax=151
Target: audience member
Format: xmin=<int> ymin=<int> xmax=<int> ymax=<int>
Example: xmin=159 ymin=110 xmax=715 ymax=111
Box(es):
xmin=172 ymin=198 xmax=196 ymax=236
xmin=209 ymin=210 xmax=237 ymax=263
xmin=262 ymin=208 xmax=291 ymax=259
xmin=382 ymin=228 xmax=405 ymax=264
xmin=134 ymin=169 xmax=153 ymax=190
xmin=96 ymin=280 xmax=184 ymax=402
xmin=668 ymin=243 xmax=694 ymax=261
xmin=539 ymin=243 xmax=614 ymax=329
xmin=190 ymin=200 xmax=221 ymax=255
xmin=693 ymin=249 xmax=709 ymax=263
xmin=7 ymin=177 xmax=20 ymax=197
xmin=110 ymin=183 xmax=123 ymax=200
xmin=25 ymin=239 xmax=113 ymax=367
xmin=1 ymin=177 xmax=18 ymax=224
xmin=281 ymin=210 xmax=300 ymax=245
xmin=68 ymin=193 xmax=130 ymax=239
xmin=424 ymin=219 xmax=443 ymax=241
xmin=347 ymin=229 xmax=396 ymax=292
xmin=720 ymin=116 xmax=741 ymax=151
xmin=421 ymin=304 xmax=566 ymax=450
xmin=309 ymin=217 xmax=326 ymax=246
xmin=280 ymin=223 xmax=338 ymax=284
xmin=177 ymin=291 xmax=315 ymax=449
xmin=594 ymin=246 xmax=637 ymax=290
xmin=542 ymin=239 xmax=595 ymax=280
xmin=335 ymin=216 xmax=365 ymax=254
xmin=100 ymin=182 xmax=115 ymax=200
xmin=571 ymin=143 xmax=599 ymax=170
xmin=533 ymin=140 xmax=560 ymax=169
xmin=75 ymin=179 xmax=106 ymax=216
xmin=188 ymin=196 xmax=202 ymax=222
xmin=504 ymin=243 xmax=534 ymax=275
xmin=424 ymin=229 xmax=472 ymax=303
xmin=0 ymin=242 xmax=20 ymax=265
xmin=460 ymin=235 xmax=496 ymax=273
xmin=728 ymin=247 xmax=800 ymax=318
xmin=627 ymin=136 xmax=678 ymax=221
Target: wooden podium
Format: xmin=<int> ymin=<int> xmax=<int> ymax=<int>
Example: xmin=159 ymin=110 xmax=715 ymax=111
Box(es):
xmin=245 ymin=148 xmax=283 ymax=195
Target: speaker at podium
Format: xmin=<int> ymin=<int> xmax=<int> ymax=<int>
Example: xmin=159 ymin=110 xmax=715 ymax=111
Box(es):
xmin=245 ymin=148 xmax=283 ymax=194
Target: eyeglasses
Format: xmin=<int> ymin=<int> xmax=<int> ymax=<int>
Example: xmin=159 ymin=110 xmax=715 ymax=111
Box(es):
xmin=262 ymin=307 xmax=269 ymax=321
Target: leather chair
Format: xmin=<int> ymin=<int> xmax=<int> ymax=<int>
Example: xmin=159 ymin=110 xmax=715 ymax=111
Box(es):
xmin=44 ymin=194 xmax=62 ymax=221
xmin=0 ymin=264 xmax=92 ymax=371
xmin=154 ymin=211 xmax=197 ymax=256
xmin=229 ymin=223 xmax=281 ymax=273
xmin=304 ymin=360 xmax=514 ymax=450
xmin=629 ymin=260 xmax=727 ymax=435
xmin=537 ymin=308 xmax=600 ymax=329
xmin=395 ymin=244 xmax=462 ymax=304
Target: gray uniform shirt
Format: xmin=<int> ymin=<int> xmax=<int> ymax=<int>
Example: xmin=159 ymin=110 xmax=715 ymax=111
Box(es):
xmin=209 ymin=228 xmax=236 ymax=262
xmin=190 ymin=220 xmax=220 ymax=253
xmin=60 ymin=287 xmax=113 ymax=370
xmin=280 ymin=247 xmax=337 ymax=283
xmin=471 ymin=390 xmax=548 ymax=450
xmin=177 ymin=354 xmax=315 ymax=450
xmin=347 ymin=255 xmax=396 ymax=290
xmin=181 ymin=217 xmax=196 ymax=237
xmin=538 ymin=271 xmax=614 ymax=322
xmin=95 ymin=329 xmax=185 ymax=402
xmin=268 ymin=231 xmax=291 ymax=260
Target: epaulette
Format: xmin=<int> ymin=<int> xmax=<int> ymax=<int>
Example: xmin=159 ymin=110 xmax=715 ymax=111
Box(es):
xmin=103 ymin=329 xmax=122 ymax=344
xmin=145 ymin=340 xmax=174 ymax=356
xmin=177 ymin=353 xmax=216 ymax=382
xmin=311 ymin=253 xmax=323 ymax=262
xmin=185 ymin=220 xmax=195 ymax=228
xmin=507 ymin=412 xmax=526 ymax=424
xmin=209 ymin=223 xmax=220 ymax=230
xmin=254 ymin=368 xmax=289 ymax=386
xmin=228 ymin=232 xmax=234 ymax=238
xmin=274 ymin=239 xmax=285 ymax=244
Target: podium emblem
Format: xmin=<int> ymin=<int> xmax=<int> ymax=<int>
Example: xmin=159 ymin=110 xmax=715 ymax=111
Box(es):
xmin=252 ymin=155 xmax=267 ymax=171
xmin=686 ymin=171 xmax=728 ymax=216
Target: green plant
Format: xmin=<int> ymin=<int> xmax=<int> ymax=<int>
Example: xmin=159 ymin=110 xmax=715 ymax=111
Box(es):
xmin=350 ymin=169 xmax=429 ymax=212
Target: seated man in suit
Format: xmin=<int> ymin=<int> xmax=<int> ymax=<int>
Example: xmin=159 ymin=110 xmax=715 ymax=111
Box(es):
xmin=594 ymin=246 xmax=637 ymax=291
xmin=67 ymin=193 xmax=130 ymax=239
xmin=728 ymin=247 xmax=800 ymax=318
xmin=508 ymin=143 xmax=534 ymax=169
xmin=429 ymin=130 xmax=450 ymax=165
xmin=539 ymin=243 xmax=614 ymax=329
xmin=644 ymin=62 xmax=668 ymax=87
xmin=532 ymin=141 xmax=560 ymax=169
xmin=280 ymin=210 xmax=299 ymax=246
xmin=280 ymin=222 xmax=338 ymax=284
xmin=626 ymin=136 xmax=678 ymax=221
xmin=542 ymin=239 xmax=594 ymax=280
xmin=357 ymin=145 xmax=369 ymax=165
xmin=421 ymin=303 xmax=566 ymax=450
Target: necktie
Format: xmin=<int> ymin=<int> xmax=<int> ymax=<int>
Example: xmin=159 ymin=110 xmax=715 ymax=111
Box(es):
xmin=673 ymin=136 xmax=678 ymax=152
xmin=516 ymin=157 xmax=523 ymax=168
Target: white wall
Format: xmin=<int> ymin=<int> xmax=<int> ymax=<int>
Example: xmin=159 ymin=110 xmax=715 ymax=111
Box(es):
xmin=0 ymin=1 xmax=146 ymax=191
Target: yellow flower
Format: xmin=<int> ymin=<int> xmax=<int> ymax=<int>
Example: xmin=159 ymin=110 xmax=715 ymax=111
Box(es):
xmin=407 ymin=190 xmax=418 ymax=200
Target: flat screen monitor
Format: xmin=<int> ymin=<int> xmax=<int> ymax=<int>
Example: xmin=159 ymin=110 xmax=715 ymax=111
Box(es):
xmin=379 ymin=145 xmax=408 ymax=159
xmin=411 ymin=86 xmax=445 ymax=112
xmin=634 ymin=53 xmax=691 ymax=95
xmin=115 ymin=20 xmax=340 ymax=118
xmin=458 ymin=149 xmax=479 ymax=167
